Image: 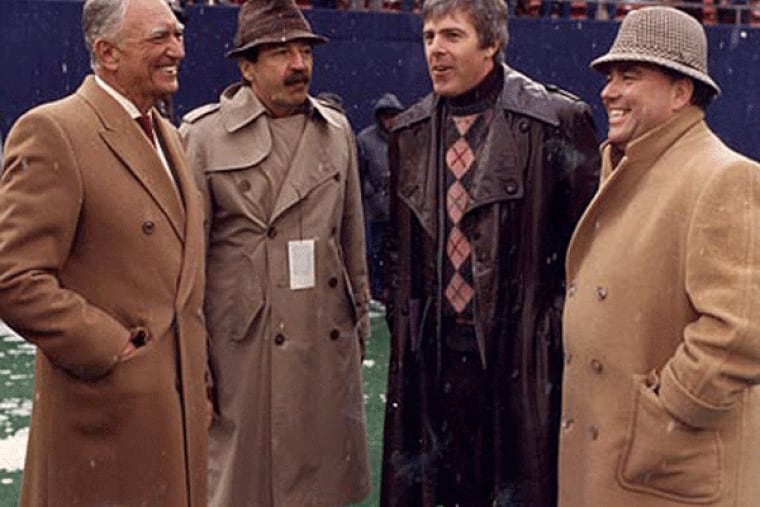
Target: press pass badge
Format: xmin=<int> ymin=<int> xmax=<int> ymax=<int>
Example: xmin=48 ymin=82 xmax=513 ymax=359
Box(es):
xmin=288 ymin=239 xmax=316 ymax=290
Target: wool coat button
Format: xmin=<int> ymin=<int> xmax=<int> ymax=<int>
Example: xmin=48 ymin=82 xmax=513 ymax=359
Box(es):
xmin=589 ymin=425 xmax=599 ymax=440
xmin=591 ymin=359 xmax=603 ymax=373
xmin=274 ymin=334 xmax=285 ymax=345
xmin=330 ymin=329 xmax=340 ymax=340
xmin=142 ymin=221 xmax=155 ymax=234
xmin=328 ymin=276 xmax=338 ymax=288
xmin=561 ymin=416 xmax=575 ymax=430
xmin=267 ymin=226 xmax=277 ymax=239
xmin=596 ymin=286 xmax=608 ymax=300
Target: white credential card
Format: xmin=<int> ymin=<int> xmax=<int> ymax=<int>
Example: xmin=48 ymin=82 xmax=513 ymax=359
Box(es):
xmin=288 ymin=239 xmax=316 ymax=290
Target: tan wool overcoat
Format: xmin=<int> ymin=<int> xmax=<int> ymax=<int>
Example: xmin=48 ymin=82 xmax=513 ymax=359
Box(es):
xmin=560 ymin=106 xmax=760 ymax=507
xmin=0 ymin=76 xmax=208 ymax=507
xmin=181 ymin=83 xmax=370 ymax=507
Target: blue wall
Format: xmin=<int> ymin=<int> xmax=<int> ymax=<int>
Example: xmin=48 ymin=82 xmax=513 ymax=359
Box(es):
xmin=1 ymin=1 xmax=759 ymax=158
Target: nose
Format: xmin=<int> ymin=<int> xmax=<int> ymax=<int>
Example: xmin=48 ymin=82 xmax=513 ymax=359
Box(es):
xmin=168 ymin=33 xmax=185 ymax=60
xmin=600 ymin=77 xmax=618 ymax=102
xmin=289 ymin=48 xmax=308 ymax=70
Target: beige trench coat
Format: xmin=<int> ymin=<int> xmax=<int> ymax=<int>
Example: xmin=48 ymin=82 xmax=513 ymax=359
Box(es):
xmin=181 ymin=83 xmax=370 ymax=507
xmin=559 ymin=106 xmax=760 ymax=507
xmin=0 ymin=76 xmax=208 ymax=507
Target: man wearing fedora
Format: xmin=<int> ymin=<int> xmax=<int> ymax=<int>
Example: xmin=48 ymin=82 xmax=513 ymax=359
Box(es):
xmin=180 ymin=0 xmax=371 ymax=505
xmin=560 ymin=6 xmax=760 ymax=507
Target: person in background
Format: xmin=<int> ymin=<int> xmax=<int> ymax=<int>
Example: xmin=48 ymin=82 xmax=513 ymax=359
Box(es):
xmin=0 ymin=0 xmax=208 ymax=505
xmin=380 ymin=0 xmax=599 ymax=504
xmin=560 ymin=7 xmax=760 ymax=507
xmin=356 ymin=92 xmax=404 ymax=308
xmin=180 ymin=0 xmax=371 ymax=505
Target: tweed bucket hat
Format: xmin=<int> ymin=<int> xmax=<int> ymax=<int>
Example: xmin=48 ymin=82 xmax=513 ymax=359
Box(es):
xmin=590 ymin=6 xmax=720 ymax=96
xmin=226 ymin=0 xmax=328 ymax=59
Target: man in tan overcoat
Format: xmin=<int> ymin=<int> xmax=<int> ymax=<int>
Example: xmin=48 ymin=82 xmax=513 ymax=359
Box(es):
xmin=180 ymin=0 xmax=371 ymax=505
xmin=560 ymin=7 xmax=760 ymax=507
xmin=0 ymin=0 xmax=208 ymax=505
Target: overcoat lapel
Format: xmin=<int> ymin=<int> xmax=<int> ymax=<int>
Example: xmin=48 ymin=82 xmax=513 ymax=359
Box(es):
xmin=78 ymin=77 xmax=186 ymax=241
xmin=270 ymin=105 xmax=341 ymax=223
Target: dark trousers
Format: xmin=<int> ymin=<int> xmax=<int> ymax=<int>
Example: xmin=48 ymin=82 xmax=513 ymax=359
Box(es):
xmin=366 ymin=220 xmax=388 ymax=301
xmin=434 ymin=325 xmax=492 ymax=507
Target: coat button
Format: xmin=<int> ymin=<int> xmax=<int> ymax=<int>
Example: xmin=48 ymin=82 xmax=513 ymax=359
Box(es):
xmin=589 ymin=425 xmax=599 ymax=440
xmin=142 ymin=221 xmax=155 ymax=235
xmin=591 ymin=359 xmax=603 ymax=373
xmin=330 ymin=329 xmax=340 ymax=340
xmin=505 ymin=178 xmax=519 ymax=195
xmin=518 ymin=119 xmax=530 ymax=132
xmin=596 ymin=286 xmax=608 ymax=300
xmin=239 ymin=179 xmax=251 ymax=192
xmin=328 ymin=276 xmax=338 ymax=288
xmin=561 ymin=416 xmax=574 ymax=430
xmin=274 ymin=334 xmax=285 ymax=345
xmin=567 ymin=283 xmax=577 ymax=297
xmin=267 ymin=226 xmax=277 ymax=239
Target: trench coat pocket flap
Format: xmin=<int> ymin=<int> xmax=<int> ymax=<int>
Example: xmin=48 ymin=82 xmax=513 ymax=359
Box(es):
xmin=617 ymin=374 xmax=722 ymax=503
xmin=207 ymin=271 xmax=265 ymax=343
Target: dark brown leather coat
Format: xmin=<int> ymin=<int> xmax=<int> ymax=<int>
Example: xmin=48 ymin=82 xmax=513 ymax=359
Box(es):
xmin=381 ymin=65 xmax=600 ymax=507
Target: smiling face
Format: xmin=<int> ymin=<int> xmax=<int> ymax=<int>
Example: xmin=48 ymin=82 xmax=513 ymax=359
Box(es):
xmin=422 ymin=9 xmax=498 ymax=98
xmin=601 ymin=62 xmax=693 ymax=151
xmin=95 ymin=0 xmax=185 ymax=112
xmin=239 ymin=40 xmax=314 ymax=118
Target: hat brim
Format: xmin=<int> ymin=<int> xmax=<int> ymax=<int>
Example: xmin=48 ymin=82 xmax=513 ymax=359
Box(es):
xmin=226 ymin=32 xmax=329 ymax=59
xmin=590 ymin=52 xmax=721 ymax=96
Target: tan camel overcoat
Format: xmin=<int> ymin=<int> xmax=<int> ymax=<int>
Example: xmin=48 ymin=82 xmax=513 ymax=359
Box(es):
xmin=560 ymin=106 xmax=760 ymax=507
xmin=0 ymin=76 xmax=208 ymax=507
xmin=181 ymin=84 xmax=370 ymax=507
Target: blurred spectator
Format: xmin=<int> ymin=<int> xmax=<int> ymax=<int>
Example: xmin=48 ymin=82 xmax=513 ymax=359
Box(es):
xmin=586 ymin=0 xmax=617 ymax=19
xmin=356 ymin=93 xmax=404 ymax=305
xmin=541 ymin=0 xmax=571 ymax=17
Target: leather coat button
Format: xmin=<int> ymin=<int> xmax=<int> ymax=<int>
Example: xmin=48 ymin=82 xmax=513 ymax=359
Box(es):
xmin=505 ymin=178 xmax=519 ymax=195
xmin=274 ymin=334 xmax=285 ymax=345
xmin=142 ymin=221 xmax=155 ymax=235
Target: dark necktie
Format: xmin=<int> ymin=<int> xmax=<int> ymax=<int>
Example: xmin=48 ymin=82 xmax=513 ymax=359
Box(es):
xmin=136 ymin=114 xmax=155 ymax=145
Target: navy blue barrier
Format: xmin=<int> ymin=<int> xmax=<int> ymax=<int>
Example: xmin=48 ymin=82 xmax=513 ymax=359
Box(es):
xmin=1 ymin=1 xmax=759 ymax=159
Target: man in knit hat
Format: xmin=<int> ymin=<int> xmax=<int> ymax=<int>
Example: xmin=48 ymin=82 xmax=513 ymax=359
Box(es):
xmin=180 ymin=0 xmax=371 ymax=505
xmin=380 ymin=0 xmax=599 ymax=505
xmin=560 ymin=6 xmax=760 ymax=507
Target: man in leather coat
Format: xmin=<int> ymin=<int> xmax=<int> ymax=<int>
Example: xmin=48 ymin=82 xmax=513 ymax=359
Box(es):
xmin=380 ymin=0 xmax=599 ymax=504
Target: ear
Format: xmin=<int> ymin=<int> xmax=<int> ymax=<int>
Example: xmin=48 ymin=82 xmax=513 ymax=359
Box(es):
xmin=484 ymin=41 xmax=499 ymax=61
xmin=238 ymin=59 xmax=256 ymax=83
xmin=672 ymin=77 xmax=694 ymax=112
xmin=94 ymin=38 xmax=120 ymax=72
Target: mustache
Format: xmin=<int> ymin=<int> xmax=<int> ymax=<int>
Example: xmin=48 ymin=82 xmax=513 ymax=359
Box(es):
xmin=284 ymin=71 xmax=310 ymax=86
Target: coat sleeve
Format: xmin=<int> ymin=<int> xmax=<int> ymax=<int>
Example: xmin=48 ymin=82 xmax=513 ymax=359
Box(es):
xmin=660 ymin=158 xmax=760 ymax=429
xmin=341 ymin=127 xmax=370 ymax=348
xmin=0 ymin=110 xmax=129 ymax=380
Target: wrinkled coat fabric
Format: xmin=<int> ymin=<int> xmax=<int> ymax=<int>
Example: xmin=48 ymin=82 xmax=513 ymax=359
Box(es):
xmin=381 ymin=65 xmax=600 ymax=507
xmin=560 ymin=106 xmax=760 ymax=507
xmin=0 ymin=76 xmax=208 ymax=507
xmin=181 ymin=83 xmax=371 ymax=507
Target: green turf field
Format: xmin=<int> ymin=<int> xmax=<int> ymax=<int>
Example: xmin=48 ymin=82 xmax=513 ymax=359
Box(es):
xmin=0 ymin=316 xmax=389 ymax=506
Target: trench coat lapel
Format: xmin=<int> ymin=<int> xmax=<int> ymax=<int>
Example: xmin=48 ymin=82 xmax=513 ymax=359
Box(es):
xmin=270 ymin=102 xmax=341 ymax=223
xmin=78 ymin=77 xmax=186 ymax=242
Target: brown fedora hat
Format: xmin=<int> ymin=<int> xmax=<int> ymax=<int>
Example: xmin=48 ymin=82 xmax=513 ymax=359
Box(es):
xmin=226 ymin=0 xmax=328 ymax=59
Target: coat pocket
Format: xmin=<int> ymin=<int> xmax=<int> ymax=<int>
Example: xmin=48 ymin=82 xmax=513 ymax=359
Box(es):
xmin=617 ymin=373 xmax=722 ymax=503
